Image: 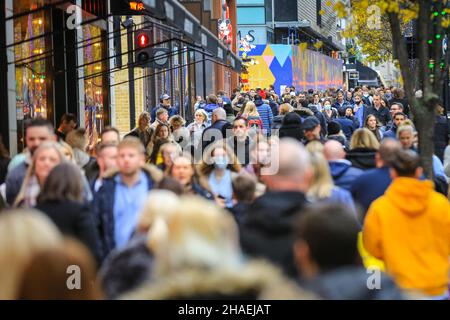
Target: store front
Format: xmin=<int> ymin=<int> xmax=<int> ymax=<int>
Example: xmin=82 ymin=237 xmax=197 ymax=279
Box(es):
xmin=1 ymin=0 xmax=110 ymax=154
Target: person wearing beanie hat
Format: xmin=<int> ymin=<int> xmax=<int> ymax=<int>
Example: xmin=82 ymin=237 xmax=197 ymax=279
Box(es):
xmin=327 ymin=121 xmax=348 ymax=149
xmin=327 ymin=121 xmax=341 ymax=136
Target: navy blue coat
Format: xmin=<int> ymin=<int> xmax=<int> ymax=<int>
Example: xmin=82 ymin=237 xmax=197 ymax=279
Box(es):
xmin=329 ymin=161 xmax=364 ymax=192
xmin=382 ymin=125 xmax=398 ymax=140
xmin=350 ymin=166 xmax=392 ymax=223
xmin=336 ymin=117 xmax=356 ymax=141
xmin=92 ymin=168 xmax=159 ymax=261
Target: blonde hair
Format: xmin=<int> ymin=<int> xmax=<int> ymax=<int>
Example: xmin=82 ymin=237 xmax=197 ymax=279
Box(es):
xmin=194 ymin=109 xmax=208 ymax=122
xmin=169 ymin=115 xmax=186 ymax=127
xmin=66 ymin=128 xmax=88 ymax=151
xmin=59 ymin=140 xmax=75 ymax=163
xmin=397 ymin=124 xmax=416 ymax=137
xmin=243 ymin=101 xmax=259 ymax=117
xmin=350 ymin=128 xmax=380 ymax=150
xmin=151 ymin=196 xmax=241 ymax=276
xmin=14 ymin=141 xmax=65 ymax=208
xmin=306 ymin=140 xmax=324 ymax=154
xmin=307 ymin=151 xmax=335 ymax=199
xmin=136 ymin=190 xmax=181 ymax=246
xmin=400 ymin=119 xmax=415 ymax=129
xmin=279 ymin=103 xmax=293 ymax=115
xmin=118 ymin=136 xmax=146 ymax=155
xmin=0 ymin=209 xmax=62 ymax=299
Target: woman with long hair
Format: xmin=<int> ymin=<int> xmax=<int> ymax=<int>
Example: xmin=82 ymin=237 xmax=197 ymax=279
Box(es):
xmin=14 ymin=141 xmax=65 ymax=208
xmin=0 ymin=209 xmax=63 ymax=299
xmin=169 ymin=153 xmax=213 ymax=200
xmin=148 ymin=123 xmax=174 ymax=165
xmin=241 ymin=101 xmax=263 ymax=135
xmin=198 ymin=141 xmax=241 ymax=208
xmin=307 ymin=151 xmax=355 ymax=213
xmin=35 ymin=162 xmax=100 ymax=261
xmin=364 ymin=114 xmax=383 ymax=142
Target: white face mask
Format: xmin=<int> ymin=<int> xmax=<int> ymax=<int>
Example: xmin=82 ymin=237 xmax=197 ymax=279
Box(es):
xmin=363 ymin=92 xmax=369 ymax=97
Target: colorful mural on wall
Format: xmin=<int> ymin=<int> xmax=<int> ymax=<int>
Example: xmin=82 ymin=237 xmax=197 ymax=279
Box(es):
xmin=240 ymin=44 xmax=343 ymax=95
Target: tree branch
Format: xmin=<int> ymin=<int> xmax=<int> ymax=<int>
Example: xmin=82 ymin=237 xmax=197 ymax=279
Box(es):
xmin=388 ymin=11 xmax=415 ymax=107
xmin=417 ymin=0 xmax=432 ymax=93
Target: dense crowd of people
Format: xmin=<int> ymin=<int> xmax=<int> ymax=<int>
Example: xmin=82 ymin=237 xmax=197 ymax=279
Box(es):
xmin=0 ymin=84 xmax=449 ymax=300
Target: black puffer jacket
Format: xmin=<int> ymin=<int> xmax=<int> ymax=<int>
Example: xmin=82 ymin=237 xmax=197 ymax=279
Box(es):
xmin=35 ymin=200 xmax=101 ymax=264
xmin=271 ymin=115 xmax=285 ymax=130
xmin=346 ymin=148 xmax=377 ymax=170
xmin=279 ymin=112 xmax=304 ymax=142
xmin=239 ymin=191 xmax=309 ymax=279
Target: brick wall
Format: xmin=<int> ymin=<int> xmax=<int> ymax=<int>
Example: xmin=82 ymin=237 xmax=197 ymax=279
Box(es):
xmin=111 ymin=16 xmax=145 ymax=135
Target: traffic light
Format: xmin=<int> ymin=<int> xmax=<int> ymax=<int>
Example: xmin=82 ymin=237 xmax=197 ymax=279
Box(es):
xmin=134 ymin=28 xmax=152 ymax=67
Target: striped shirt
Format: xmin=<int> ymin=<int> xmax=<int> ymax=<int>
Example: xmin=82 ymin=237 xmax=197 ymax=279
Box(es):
xmin=256 ymin=103 xmax=274 ymax=134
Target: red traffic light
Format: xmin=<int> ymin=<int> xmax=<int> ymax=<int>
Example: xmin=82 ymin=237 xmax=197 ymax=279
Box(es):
xmin=137 ymin=33 xmax=149 ymax=47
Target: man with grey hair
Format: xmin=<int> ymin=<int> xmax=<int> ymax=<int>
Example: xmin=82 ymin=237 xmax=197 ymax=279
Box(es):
xmin=199 ymin=107 xmax=232 ymax=155
xmin=324 ymin=140 xmax=363 ymax=192
xmin=239 ymin=138 xmax=313 ymax=279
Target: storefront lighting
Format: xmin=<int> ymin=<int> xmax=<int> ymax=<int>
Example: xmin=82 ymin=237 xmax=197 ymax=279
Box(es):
xmin=95 ymin=66 xmax=101 ymax=70
xmin=94 ymin=43 xmax=100 ymax=47
xmin=38 ymin=19 xmax=43 ymax=25
xmin=40 ymin=78 xmax=45 ymax=84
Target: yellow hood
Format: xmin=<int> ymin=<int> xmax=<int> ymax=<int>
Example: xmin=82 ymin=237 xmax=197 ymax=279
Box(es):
xmin=385 ymin=178 xmax=434 ymax=216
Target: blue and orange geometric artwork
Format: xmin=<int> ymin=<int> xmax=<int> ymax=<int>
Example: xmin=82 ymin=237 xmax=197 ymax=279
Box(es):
xmin=240 ymin=44 xmax=343 ymax=95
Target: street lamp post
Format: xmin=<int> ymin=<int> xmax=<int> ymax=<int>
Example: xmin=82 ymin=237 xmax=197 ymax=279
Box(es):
xmin=272 ymin=0 xmax=275 ymax=30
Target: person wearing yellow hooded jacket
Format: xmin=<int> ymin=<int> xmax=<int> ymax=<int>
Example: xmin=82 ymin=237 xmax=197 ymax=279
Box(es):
xmin=363 ymin=149 xmax=450 ymax=299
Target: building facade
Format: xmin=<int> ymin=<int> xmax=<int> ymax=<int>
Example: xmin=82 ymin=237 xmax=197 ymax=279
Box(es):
xmin=236 ymin=0 xmax=345 ymax=55
xmin=1 ymin=0 xmax=241 ymax=155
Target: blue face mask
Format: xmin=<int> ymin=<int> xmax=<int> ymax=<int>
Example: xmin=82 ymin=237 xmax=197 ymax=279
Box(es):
xmin=324 ymin=105 xmax=331 ymax=110
xmin=214 ymin=156 xmax=228 ymax=170
xmin=385 ymin=93 xmax=392 ymax=99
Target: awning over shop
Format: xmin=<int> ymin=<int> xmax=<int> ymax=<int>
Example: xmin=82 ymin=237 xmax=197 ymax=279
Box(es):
xmin=346 ymin=61 xmax=380 ymax=86
xmin=140 ymin=0 xmax=241 ymax=72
